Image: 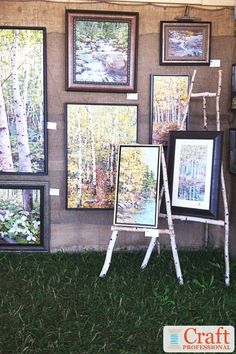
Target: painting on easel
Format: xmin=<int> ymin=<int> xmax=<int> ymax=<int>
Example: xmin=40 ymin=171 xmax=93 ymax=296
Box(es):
xmin=114 ymin=144 xmax=162 ymax=228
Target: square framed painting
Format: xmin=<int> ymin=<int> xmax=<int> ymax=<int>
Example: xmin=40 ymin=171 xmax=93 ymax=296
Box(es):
xmin=0 ymin=26 xmax=47 ymax=175
xmin=167 ymin=131 xmax=223 ymax=219
xmin=66 ymin=103 xmax=138 ymax=209
xmin=0 ymin=181 xmax=49 ymax=251
xmin=114 ymin=144 xmax=162 ymax=228
xmin=150 ymin=74 xmax=190 ymax=145
xmin=66 ymin=10 xmax=139 ymax=92
xmin=229 ymin=128 xmax=236 ymax=174
xmin=160 ymin=21 xmax=211 ymax=65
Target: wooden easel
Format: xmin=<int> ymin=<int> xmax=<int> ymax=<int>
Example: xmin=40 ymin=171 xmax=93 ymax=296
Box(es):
xmin=160 ymin=69 xmax=230 ymax=286
xmin=99 ymin=148 xmax=184 ymax=285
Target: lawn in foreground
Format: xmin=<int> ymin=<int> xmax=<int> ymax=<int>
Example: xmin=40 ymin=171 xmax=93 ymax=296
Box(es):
xmin=0 ymin=250 xmax=235 ymax=353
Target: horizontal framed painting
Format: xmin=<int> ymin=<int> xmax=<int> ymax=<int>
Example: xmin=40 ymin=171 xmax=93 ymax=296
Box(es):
xmin=167 ymin=131 xmax=223 ymax=219
xmin=114 ymin=144 xmax=162 ymax=228
xmin=0 ymin=26 xmax=47 ymax=174
xmin=229 ymin=128 xmax=236 ymax=174
xmin=0 ymin=181 xmax=49 ymax=251
xmin=150 ymin=74 xmax=190 ymax=145
xmin=66 ymin=10 xmax=139 ymax=92
xmin=66 ymin=103 xmax=138 ymax=209
xmin=160 ymin=21 xmax=211 ymax=65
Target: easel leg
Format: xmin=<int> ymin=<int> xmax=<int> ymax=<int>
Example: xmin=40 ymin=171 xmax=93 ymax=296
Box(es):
xmin=141 ymin=237 xmax=158 ymax=269
xmin=169 ymin=230 xmax=183 ymax=285
xmin=99 ymin=230 xmax=118 ymax=278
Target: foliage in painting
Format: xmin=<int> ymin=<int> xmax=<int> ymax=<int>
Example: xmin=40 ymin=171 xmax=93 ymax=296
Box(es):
xmin=0 ymin=189 xmax=41 ymax=245
xmin=0 ymin=28 xmax=45 ymax=173
xmin=116 ymin=146 xmax=159 ymax=226
xmin=67 ymin=104 xmax=137 ymax=209
xmin=152 ymin=76 xmax=189 ymax=145
xmin=177 ymin=144 xmax=208 ymax=202
xmin=74 ymin=19 xmax=129 ymax=84
xmin=168 ymin=29 xmax=203 ymax=58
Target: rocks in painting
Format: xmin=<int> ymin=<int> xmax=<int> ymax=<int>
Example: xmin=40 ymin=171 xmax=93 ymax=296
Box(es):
xmin=93 ymin=52 xmax=127 ymax=76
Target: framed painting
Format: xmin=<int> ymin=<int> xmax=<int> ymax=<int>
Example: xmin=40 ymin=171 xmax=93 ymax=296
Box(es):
xmin=167 ymin=131 xmax=223 ymax=219
xmin=0 ymin=181 xmax=49 ymax=251
xmin=66 ymin=103 xmax=138 ymax=209
xmin=231 ymin=64 xmax=236 ymax=111
xmin=160 ymin=21 xmax=211 ymax=65
xmin=114 ymin=144 xmax=162 ymax=228
xmin=150 ymin=74 xmax=190 ymax=145
xmin=66 ymin=10 xmax=139 ymax=92
xmin=229 ymin=128 xmax=236 ymax=174
xmin=0 ymin=26 xmax=47 ymax=175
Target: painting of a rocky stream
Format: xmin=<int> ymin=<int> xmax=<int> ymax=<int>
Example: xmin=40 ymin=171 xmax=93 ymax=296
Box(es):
xmin=114 ymin=145 xmax=161 ymax=227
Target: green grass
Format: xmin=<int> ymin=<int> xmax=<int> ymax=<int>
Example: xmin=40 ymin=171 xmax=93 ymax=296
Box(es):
xmin=0 ymin=250 xmax=235 ymax=353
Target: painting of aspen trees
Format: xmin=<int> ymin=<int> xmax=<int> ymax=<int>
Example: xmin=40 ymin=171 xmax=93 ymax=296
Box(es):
xmin=114 ymin=145 xmax=161 ymax=227
xmin=66 ymin=104 xmax=137 ymax=209
xmin=150 ymin=75 xmax=189 ymax=145
xmin=0 ymin=27 xmax=46 ymax=174
xmin=0 ymin=187 xmax=42 ymax=246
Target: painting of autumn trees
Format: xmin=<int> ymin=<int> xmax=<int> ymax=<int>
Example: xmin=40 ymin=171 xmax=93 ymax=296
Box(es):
xmin=0 ymin=27 xmax=46 ymax=174
xmin=114 ymin=145 xmax=161 ymax=227
xmin=0 ymin=187 xmax=42 ymax=245
xmin=66 ymin=104 xmax=137 ymax=209
xmin=151 ymin=75 xmax=189 ymax=145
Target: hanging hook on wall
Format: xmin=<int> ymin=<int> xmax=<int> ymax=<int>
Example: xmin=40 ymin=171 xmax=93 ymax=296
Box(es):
xmin=174 ymin=5 xmax=202 ymax=22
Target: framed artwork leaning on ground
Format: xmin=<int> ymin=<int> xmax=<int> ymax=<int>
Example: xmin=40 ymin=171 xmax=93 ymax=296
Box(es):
xmin=0 ymin=26 xmax=47 ymax=174
xmin=66 ymin=10 xmax=139 ymax=92
xmin=114 ymin=144 xmax=162 ymax=228
xmin=167 ymin=131 xmax=223 ymax=219
xmin=160 ymin=21 xmax=211 ymax=65
xmin=66 ymin=103 xmax=138 ymax=209
xmin=0 ymin=181 xmax=49 ymax=251
xmin=150 ymin=74 xmax=190 ymax=145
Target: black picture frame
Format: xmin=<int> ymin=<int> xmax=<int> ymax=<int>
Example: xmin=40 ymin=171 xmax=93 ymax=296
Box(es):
xmin=229 ymin=128 xmax=236 ymax=174
xmin=150 ymin=74 xmax=190 ymax=145
xmin=114 ymin=144 xmax=162 ymax=228
xmin=167 ymin=131 xmax=223 ymax=219
xmin=65 ymin=10 xmax=139 ymax=92
xmin=160 ymin=21 xmax=211 ymax=65
xmin=0 ymin=26 xmax=48 ymax=175
xmin=66 ymin=103 xmax=138 ymax=210
xmin=0 ymin=181 xmax=49 ymax=251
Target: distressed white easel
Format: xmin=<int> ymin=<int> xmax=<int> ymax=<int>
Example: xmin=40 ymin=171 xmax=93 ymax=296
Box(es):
xmin=161 ymin=69 xmax=230 ymax=286
xmin=99 ymin=148 xmax=184 ymax=285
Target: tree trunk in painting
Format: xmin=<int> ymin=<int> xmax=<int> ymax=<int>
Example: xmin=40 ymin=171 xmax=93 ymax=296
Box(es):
xmin=87 ymin=107 xmax=96 ymax=196
xmin=12 ymin=30 xmax=32 ymax=173
xmin=0 ymin=84 xmax=14 ymax=171
xmin=22 ymin=189 xmax=33 ymax=212
xmin=77 ymin=112 xmax=82 ymax=208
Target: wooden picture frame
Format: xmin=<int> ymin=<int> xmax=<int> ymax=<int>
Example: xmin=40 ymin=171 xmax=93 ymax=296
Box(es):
xmin=66 ymin=10 xmax=139 ymax=92
xmin=150 ymin=74 xmax=190 ymax=145
xmin=167 ymin=131 xmax=223 ymax=219
xmin=0 ymin=181 xmax=49 ymax=251
xmin=66 ymin=103 xmax=138 ymax=209
xmin=160 ymin=21 xmax=211 ymax=65
xmin=0 ymin=26 xmax=48 ymax=175
xmin=114 ymin=144 xmax=162 ymax=228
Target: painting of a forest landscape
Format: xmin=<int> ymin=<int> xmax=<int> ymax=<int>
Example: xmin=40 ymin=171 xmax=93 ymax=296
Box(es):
xmin=150 ymin=75 xmax=189 ymax=145
xmin=168 ymin=131 xmax=223 ymax=219
xmin=66 ymin=104 xmax=138 ymax=209
xmin=0 ymin=186 xmax=43 ymax=247
xmin=66 ymin=10 xmax=138 ymax=92
xmin=114 ymin=145 xmax=161 ymax=228
xmin=0 ymin=27 xmax=47 ymax=174
xmin=160 ymin=22 xmax=211 ymax=65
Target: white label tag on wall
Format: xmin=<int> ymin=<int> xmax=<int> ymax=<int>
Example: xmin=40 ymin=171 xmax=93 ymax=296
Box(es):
xmin=210 ymin=59 xmax=221 ymax=67
xmin=127 ymin=93 xmax=138 ymax=100
xmin=50 ymin=188 xmax=60 ymax=196
xmin=47 ymin=122 xmax=57 ymax=130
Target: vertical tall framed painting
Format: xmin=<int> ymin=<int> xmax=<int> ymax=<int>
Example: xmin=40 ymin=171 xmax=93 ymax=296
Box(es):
xmin=66 ymin=10 xmax=139 ymax=92
xmin=66 ymin=103 xmax=138 ymax=209
xmin=167 ymin=131 xmax=223 ymax=219
xmin=0 ymin=181 xmax=49 ymax=251
xmin=229 ymin=128 xmax=236 ymax=174
xmin=0 ymin=26 xmax=47 ymax=175
xmin=150 ymin=74 xmax=189 ymax=145
xmin=114 ymin=144 xmax=162 ymax=228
